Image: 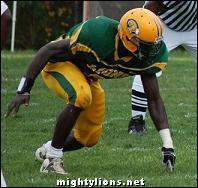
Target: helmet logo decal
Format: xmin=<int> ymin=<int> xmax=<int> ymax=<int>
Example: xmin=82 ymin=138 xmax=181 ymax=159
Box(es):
xmin=127 ymin=19 xmax=139 ymax=35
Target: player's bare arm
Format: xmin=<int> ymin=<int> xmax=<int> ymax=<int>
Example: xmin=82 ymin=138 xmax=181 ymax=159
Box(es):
xmin=140 ymin=73 xmax=168 ymax=131
xmin=141 ymin=73 xmax=175 ymax=171
xmin=26 ymin=39 xmax=72 ymax=80
xmin=5 ymin=39 xmax=72 ymax=117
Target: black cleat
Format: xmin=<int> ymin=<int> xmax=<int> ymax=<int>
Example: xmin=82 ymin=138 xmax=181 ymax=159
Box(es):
xmin=128 ymin=115 xmax=146 ymax=134
xmin=161 ymin=147 xmax=176 ymax=172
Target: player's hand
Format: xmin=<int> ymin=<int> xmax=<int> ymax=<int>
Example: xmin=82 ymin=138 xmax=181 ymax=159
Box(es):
xmin=161 ymin=147 xmax=176 ymax=172
xmin=4 ymin=93 xmax=30 ymax=118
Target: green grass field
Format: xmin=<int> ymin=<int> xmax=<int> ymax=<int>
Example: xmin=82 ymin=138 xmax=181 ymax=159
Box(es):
xmin=1 ymin=50 xmax=197 ymax=187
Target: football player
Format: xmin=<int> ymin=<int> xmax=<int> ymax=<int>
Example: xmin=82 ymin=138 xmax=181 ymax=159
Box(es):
xmin=128 ymin=1 xmax=197 ymax=134
xmin=5 ymin=8 xmax=176 ymax=174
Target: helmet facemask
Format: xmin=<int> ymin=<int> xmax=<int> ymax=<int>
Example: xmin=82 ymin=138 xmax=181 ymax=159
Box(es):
xmin=127 ymin=36 xmax=163 ymax=59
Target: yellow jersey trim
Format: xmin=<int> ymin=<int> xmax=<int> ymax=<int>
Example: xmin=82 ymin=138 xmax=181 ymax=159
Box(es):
xmin=114 ymin=33 xmax=133 ymax=62
xmin=70 ymin=31 xmax=167 ymax=72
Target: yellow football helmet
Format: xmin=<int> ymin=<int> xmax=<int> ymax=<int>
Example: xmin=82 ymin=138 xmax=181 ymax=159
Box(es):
xmin=118 ymin=8 xmax=163 ymax=57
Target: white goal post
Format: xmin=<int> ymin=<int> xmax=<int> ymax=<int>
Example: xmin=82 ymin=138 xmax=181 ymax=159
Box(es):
xmin=11 ymin=1 xmax=17 ymax=52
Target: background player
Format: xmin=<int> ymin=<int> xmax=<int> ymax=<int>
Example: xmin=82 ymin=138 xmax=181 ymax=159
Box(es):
xmin=1 ymin=0 xmax=11 ymax=49
xmin=128 ymin=1 xmax=197 ymax=134
xmin=1 ymin=1 xmax=11 ymax=187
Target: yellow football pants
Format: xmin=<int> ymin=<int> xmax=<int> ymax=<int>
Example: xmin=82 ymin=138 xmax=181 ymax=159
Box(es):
xmin=41 ymin=61 xmax=105 ymax=147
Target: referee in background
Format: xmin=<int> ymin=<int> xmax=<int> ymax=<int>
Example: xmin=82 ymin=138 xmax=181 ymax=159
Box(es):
xmin=128 ymin=1 xmax=197 ymax=134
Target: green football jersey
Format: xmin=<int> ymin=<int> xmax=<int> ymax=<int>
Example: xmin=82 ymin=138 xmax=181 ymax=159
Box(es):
xmin=59 ymin=16 xmax=168 ymax=79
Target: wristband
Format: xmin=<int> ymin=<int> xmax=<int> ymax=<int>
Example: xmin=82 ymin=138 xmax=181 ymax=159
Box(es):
xmin=17 ymin=76 xmax=34 ymax=94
